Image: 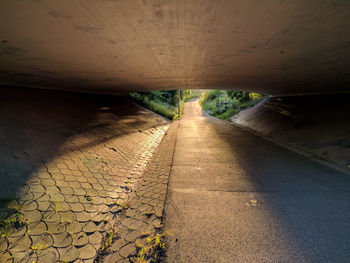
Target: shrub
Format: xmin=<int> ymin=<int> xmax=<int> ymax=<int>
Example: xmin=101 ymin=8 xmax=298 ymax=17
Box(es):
xmin=129 ymin=90 xmax=191 ymax=120
xmin=199 ymin=90 xmax=266 ymax=121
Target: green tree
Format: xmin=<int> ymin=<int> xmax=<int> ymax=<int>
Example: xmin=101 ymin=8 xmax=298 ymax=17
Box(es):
xmin=227 ymin=91 xmax=250 ymax=102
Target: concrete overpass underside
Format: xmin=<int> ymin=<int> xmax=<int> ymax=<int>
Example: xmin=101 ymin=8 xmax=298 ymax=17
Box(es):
xmin=0 ymin=0 xmax=349 ymax=95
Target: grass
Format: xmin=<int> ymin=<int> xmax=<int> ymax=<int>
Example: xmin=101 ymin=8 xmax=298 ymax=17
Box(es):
xmin=129 ymin=92 xmax=176 ymax=120
xmin=129 ymin=90 xmax=191 ymax=120
xmin=117 ymin=201 xmax=129 ymax=210
xmin=189 ymin=89 xmax=204 ymax=99
xmin=199 ymin=90 xmax=266 ymax=121
xmin=101 ymin=229 xmax=119 ymax=252
xmin=94 ymin=228 xmax=119 ymax=263
xmin=31 ymin=242 xmax=49 ymax=251
xmin=141 ymin=97 xmax=176 ymax=120
xmin=0 ymin=198 xmax=25 ymax=237
xmin=135 ymin=232 xmax=168 ymax=263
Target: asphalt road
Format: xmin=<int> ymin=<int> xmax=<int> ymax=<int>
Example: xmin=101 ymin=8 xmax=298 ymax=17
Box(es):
xmin=164 ymin=100 xmax=350 ymax=263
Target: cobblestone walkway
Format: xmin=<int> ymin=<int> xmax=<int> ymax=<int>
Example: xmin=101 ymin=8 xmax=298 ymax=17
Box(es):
xmin=0 ymin=88 xmax=171 ymax=263
xmin=101 ymin=121 xmax=178 ymax=263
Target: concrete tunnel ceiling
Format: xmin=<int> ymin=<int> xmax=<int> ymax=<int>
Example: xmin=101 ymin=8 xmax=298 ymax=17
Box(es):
xmin=0 ymin=0 xmax=349 ymax=95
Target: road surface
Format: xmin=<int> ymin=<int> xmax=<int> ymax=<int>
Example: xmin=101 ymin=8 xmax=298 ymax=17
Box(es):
xmin=164 ymin=100 xmax=350 ymax=263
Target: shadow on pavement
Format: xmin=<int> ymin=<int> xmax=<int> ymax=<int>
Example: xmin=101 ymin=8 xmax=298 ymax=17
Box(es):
xmin=165 ymin=100 xmax=350 ymax=263
xmin=0 ymin=86 xmax=167 ymax=200
xmin=208 ymin=109 xmax=350 ymax=262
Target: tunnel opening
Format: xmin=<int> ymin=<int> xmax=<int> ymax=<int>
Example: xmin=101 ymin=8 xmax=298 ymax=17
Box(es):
xmin=127 ymin=89 xmax=266 ymax=122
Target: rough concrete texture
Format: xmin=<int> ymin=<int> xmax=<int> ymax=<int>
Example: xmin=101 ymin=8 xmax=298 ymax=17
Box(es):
xmin=164 ymin=100 xmax=350 ymax=263
xmin=101 ymin=121 xmax=178 ymax=263
xmin=0 ymin=1 xmax=349 ymax=95
xmin=0 ymin=87 xmax=169 ymax=262
xmin=233 ymin=94 xmax=350 ymax=174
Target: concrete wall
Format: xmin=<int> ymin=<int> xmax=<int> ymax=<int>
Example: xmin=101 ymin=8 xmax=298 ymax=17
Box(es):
xmin=233 ymin=94 xmax=350 ymax=174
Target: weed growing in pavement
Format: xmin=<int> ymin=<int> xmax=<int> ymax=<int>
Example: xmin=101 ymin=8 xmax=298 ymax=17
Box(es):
xmin=117 ymin=201 xmax=129 ymax=210
xmin=100 ymin=229 xmax=119 ymax=252
xmin=0 ymin=199 xmax=26 ymax=237
xmin=31 ymin=242 xmax=48 ymax=251
xmin=0 ymin=200 xmax=25 ymax=237
xmin=139 ymin=231 xmax=151 ymax=238
xmin=135 ymin=232 xmax=169 ymax=263
xmin=94 ymin=228 xmax=119 ymax=262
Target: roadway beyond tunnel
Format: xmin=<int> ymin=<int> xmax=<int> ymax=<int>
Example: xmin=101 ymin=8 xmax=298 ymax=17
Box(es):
xmin=164 ymin=100 xmax=350 ymax=263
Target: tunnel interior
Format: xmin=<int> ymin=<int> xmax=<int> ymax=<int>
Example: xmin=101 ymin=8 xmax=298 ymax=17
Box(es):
xmin=1 ymin=1 xmax=350 ymax=262
xmin=0 ymin=0 xmax=349 ymax=95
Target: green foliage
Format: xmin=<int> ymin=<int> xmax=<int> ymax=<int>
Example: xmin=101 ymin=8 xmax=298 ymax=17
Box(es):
xmin=129 ymin=92 xmax=175 ymax=119
xmin=117 ymin=201 xmax=129 ymax=210
xmin=181 ymin=90 xmax=192 ymax=102
xmin=100 ymin=229 xmax=118 ymax=253
xmin=199 ymin=90 xmax=223 ymax=104
xmin=129 ymin=90 xmax=191 ymax=120
xmin=31 ymin=242 xmax=48 ymax=251
xmin=190 ymin=89 xmax=205 ymax=99
xmin=0 ymin=201 xmax=24 ymax=237
xmin=227 ymin=90 xmax=250 ymax=102
xmin=199 ymin=90 xmax=266 ymax=121
xmin=135 ymin=232 xmax=168 ymax=263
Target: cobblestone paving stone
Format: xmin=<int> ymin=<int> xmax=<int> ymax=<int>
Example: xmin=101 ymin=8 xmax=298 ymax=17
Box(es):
xmin=100 ymin=121 xmax=178 ymax=263
xmin=0 ymin=88 xmax=171 ymax=263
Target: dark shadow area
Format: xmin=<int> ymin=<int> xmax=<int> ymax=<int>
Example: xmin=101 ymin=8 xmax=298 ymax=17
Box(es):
xmin=165 ymin=98 xmax=350 ymax=262
xmin=206 ymin=103 xmax=350 ymax=262
xmin=234 ymin=93 xmax=350 ymax=171
xmin=0 ymin=86 xmax=168 ymax=200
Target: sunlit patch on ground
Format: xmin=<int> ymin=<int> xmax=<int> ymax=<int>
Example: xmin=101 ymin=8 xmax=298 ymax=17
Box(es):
xmin=0 ymin=87 xmax=169 ymax=262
